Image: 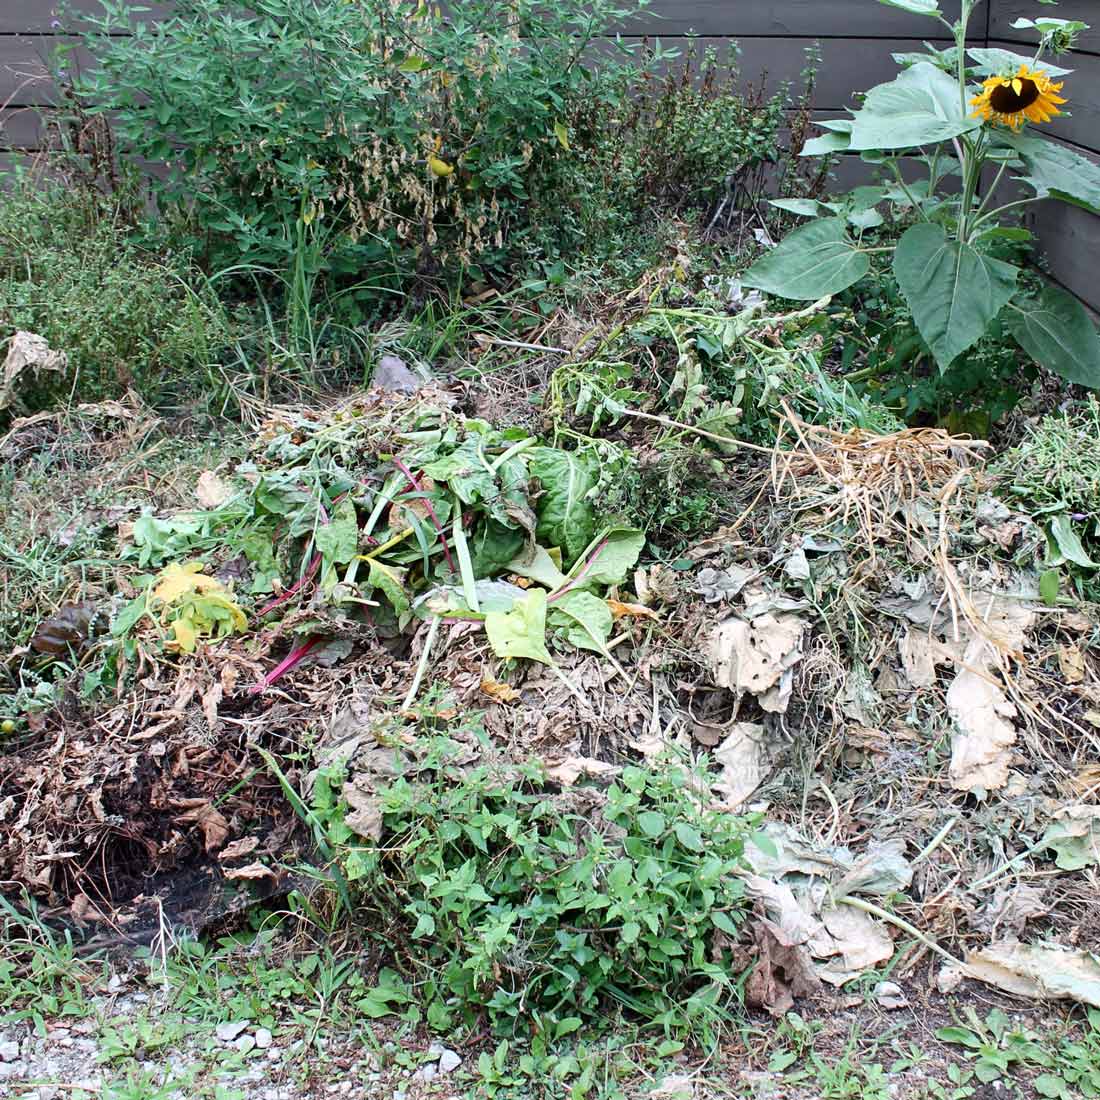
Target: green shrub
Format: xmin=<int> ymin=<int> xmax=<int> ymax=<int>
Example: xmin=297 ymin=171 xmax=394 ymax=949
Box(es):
xmin=315 ymin=736 xmax=753 ymax=1042
xmin=77 ymin=0 xmax=647 ymax=285
xmin=527 ymin=44 xmax=825 ymax=272
xmin=0 ymin=180 xmax=221 ymax=407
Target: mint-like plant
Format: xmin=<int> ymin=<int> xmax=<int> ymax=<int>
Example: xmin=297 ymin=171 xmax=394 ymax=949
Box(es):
xmin=743 ymin=0 xmax=1100 ymax=388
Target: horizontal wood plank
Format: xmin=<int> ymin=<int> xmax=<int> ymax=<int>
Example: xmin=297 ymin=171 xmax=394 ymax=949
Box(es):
xmin=0 ymin=2 xmax=170 ymax=34
xmin=616 ymin=0 xmax=962 ymax=38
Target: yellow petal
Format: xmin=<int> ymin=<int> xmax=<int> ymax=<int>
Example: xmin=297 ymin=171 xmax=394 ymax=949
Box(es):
xmin=1012 ymin=79 xmax=1023 ymax=95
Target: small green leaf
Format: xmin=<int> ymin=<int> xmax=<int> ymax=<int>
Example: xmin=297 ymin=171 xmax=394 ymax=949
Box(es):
xmin=1039 ymin=569 xmax=1061 ymax=606
xmin=553 ymin=120 xmax=570 ymax=150
xmin=750 ymin=830 xmax=779 ymax=859
xmin=637 ymin=811 xmax=666 ymax=838
xmin=1034 ymin=1075 xmax=1069 ymax=1099
xmin=711 ymin=910 xmax=739 ymax=935
xmin=1048 ymin=514 xmax=1099 ymax=569
xmin=314 ymin=497 xmax=359 ymax=566
xmin=742 ymin=217 xmax=870 ymax=301
xmin=936 ymin=1026 xmax=983 ymax=1049
xmin=674 ymin=823 xmax=704 ymax=852
xmin=398 ymin=55 xmax=428 ymax=73
xmin=620 ymin=921 xmax=641 ymax=944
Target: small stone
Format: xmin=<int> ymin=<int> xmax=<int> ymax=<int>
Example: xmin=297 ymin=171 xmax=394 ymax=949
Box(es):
xmin=216 ymin=1021 xmax=250 ymax=1043
xmin=874 ymin=980 xmax=908 ymax=1010
xmin=107 ymin=974 xmax=123 ymax=993
xmin=412 ymin=1064 xmax=437 ymax=1084
xmin=0 ymin=1042 xmax=19 ymax=1062
xmin=437 ymin=1049 xmax=461 ymax=1074
xmin=235 ymin=1034 xmax=257 ymax=1055
xmin=266 ymin=1048 xmax=282 ymax=1062
xmin=253 ymin=1028 xmax=273 ymax=1050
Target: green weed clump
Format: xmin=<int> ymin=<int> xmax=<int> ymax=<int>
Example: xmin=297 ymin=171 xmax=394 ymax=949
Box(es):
xmin=994 ymin=397 xmax=1100 ymax=518
xmin=0 ymin=181 xmax=221 ymax=408
xmin=314 ymin=737 xmax=754 ymax=1043
xmin=77 ymin=0 xmax=648 ymax=286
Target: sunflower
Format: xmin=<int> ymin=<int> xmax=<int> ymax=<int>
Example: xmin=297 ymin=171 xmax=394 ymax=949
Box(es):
xmin=970 ymin=64 xmax=1066 ymax=130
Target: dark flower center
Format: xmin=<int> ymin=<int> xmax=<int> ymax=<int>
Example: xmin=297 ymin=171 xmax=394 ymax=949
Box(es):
xmin=990 ymin=78 xmax=1040 ymax=113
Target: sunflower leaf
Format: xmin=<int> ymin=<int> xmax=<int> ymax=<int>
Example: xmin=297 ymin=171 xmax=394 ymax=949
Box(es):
xmin=741 ymin=217 xmax=870 ymax=300
xmin=893 ymin=223 xmax=1019 ymax=371
xmin=967 ymin=48 xmax=1073 ymax=78
xmin=1005 ymin=133 xmax=1100 ymax=217
xmin=877 ymin=0 xmax=941 ymax=16
xmin=848 ymin=63 xmax=981 ymax=150
xmin=1007 ymin=288 xmax=1100 ymax=389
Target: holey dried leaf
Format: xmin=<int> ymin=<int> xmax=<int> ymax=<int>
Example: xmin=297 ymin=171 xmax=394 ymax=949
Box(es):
xmin=706 ymin=613 xmax=806 ymax=714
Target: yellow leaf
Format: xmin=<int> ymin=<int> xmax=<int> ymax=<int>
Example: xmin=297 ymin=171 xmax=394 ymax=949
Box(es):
xmin=607 ymin=598 xmax=660 ymax=622
xmin=480 ymin=676 xmax=520 ymax=704
xmin=154 ymin=562 xmax=223 ymax=605
xmin=170 ymin=617 xmax=199 ymax=654
xmin=428 ymin=155 xmax=454 ymax=178
xmin=553 ymin=121 xmax=570 ymax=150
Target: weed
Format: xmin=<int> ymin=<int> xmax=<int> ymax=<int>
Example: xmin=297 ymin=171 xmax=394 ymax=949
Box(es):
xmin=0 ymin=180 xmax=224 ymax=409
xmin=313 ymin=733 xmax=757 ymax=1043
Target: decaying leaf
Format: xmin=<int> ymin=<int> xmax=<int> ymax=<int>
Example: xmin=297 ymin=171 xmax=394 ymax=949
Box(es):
xmin=30 ymin=602 xmax=99 ymax=655
xmin=949 ymin=942 xmax=1100 ymax=1008
xmin=713 ymin=722 xmax=774 ymax=808
xmin=195 ymin=470 xmax=233 ymax=509
xmin=174 ymin=801 xmax=230 ymax=853
xmin=1039 ymin=805 xmax=1100 ymax=870
xmin=706 ymin=613 xmax=806 ymax=713
xmin=743 ymin=919 xmax=824 ymax=1016
xmin=0 ymin=331 xmax=68 ymax=411
xmin=480 ymin=676 xmax=521 ymax=704
xmin=223 ymin=861 xmax=277 ymax=881
xmin=218 ymin=836 xmax=260 ymax=863
xmin=545 ymin=757 xmax=621 ymax=787
xmin=607 ymin=598 xmax=659 ymax=622
xmin=1058 ymin=644 xmax=1086 ymax=684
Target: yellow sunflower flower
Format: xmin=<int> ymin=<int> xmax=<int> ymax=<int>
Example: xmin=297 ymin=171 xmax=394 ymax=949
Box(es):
xmin=970 ymin=64 xmax=1066 ymax=130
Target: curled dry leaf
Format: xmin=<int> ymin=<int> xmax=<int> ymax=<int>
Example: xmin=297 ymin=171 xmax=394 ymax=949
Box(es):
xmin=480 ymin=676 xmax=521 ymax=704
xmin=30 ymin=602 xmax=99 ymax=655
xmin=218 ymin=836 xmax=260 ymax=863
xmin=606 ymin=598 xmax=659 ymax=622
xmin=174 ymin=800 xmax=230 ymax=853
xmin=223 ymin=861 xmax=277 ymax=881
xmin=1058 ymin=644 xmax=1086 ymax=684
xmin=545 ymin=757 xmax=621 ymax=787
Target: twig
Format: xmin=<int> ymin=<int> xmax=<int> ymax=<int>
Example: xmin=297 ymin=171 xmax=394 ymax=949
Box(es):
xmin=612 ymin=406 xmax=782 ymax=455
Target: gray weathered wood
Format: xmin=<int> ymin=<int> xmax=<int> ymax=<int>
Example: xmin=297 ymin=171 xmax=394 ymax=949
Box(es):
xmin=614 ymin=0 xmax=962 ymax=38
xmin=0 ymin=1 xmax=169 ymax=33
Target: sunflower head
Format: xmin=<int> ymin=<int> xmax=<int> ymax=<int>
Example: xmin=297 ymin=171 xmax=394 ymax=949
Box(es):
xmin=970 ymin=64 xmax=1066 ymax=130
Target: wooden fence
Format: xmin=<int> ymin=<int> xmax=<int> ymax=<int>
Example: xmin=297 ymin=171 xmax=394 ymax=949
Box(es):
xmin=2 ymin=1 xmax=1098 ymax=308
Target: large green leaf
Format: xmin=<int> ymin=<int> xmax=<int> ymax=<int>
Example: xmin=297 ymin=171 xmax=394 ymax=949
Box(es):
xmin=1007 ymin=288 xmax=1100 ymax=388
xmin=893 ymin=223 xmax=1019 ymax=370
xmin=741 ymin=218 xmax=870 ymax=301
xmin=1006 ymin=133 xmax=1100 ymax=216
xmin=562 ymin=527 xmax=646 ymax=592
xmin=547 ymin=591 xmax=614 ymax=655
xmin=314 ymin=497 xmax=359 ymax=566
xmin=968 ymin=47 xmax=1073 ymax=78
xmin=485 ymin=589 xmax=554 ymax=665
xmin=527 ymin=446 xmax=598 ymax=566
xmin=877 ymin=0 xmax=940 ymax=14
xmin=848 ymin=63 xmax=981 ymax=150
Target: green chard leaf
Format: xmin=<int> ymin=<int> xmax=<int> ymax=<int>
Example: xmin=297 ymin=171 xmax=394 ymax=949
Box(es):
xmin=562 ymin=527 xmax=646 ymax=592
xmin=547 ymin=590 xmax=614 ymax=655
xmin=527 ymin=446 xmax=598 ymax=566
xmin=314 ymin=497 xmax=359 ymax=566
xmin=893 ymin=223 xmax=1018 ymax=371
xmin=485 ymin=589 xmax=554 ymax=665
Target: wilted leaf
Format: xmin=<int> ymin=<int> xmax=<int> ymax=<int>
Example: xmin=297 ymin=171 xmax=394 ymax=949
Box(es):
xmin=195 ymin=470 xmax=232 ymax=508
xmin=30 ymin=601 xmax=99 ymax=655
xmin=480 ymin=676 xmax=520 ymax=704
xmin=223 ymin=861 xmax=277 ymax=881
xmin=607 ymin=599 xmax=659 ymax=621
